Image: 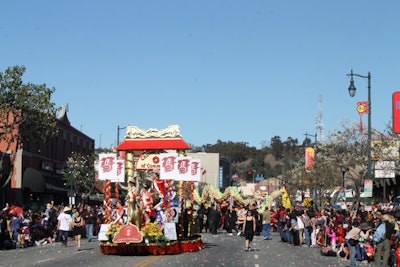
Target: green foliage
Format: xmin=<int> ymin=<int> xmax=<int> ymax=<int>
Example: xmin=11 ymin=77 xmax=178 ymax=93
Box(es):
xmin=203 ymin=140 xmax=257 ymax=163
xmin=0 ymin=65 xmax=57 ymax=145
xmin=64 ymin=152 xmax=96 ymax=196
xmin=0 ymin=65 xmax=57 ymax=187
xmin=270 ymin=136 xmax=283 ymax=159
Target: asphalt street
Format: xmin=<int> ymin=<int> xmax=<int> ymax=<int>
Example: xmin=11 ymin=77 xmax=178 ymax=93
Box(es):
xmin=0 ymin=231 xmax=357 ymax=267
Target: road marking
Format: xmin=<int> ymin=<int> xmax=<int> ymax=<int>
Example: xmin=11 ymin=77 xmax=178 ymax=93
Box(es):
xmin=36 ymin=259 xmax=52 ymax=263
xmin=254 ymin=254 xmax=258 ymax=259
xmin=255 ymin=264 xmax=259 ymax=267
xmin=132 ymin=256 xmax=160 ymax=267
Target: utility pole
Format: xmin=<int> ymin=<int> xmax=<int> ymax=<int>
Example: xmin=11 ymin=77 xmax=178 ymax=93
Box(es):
xmin=304 ymin=132 xmax=317 ymax=145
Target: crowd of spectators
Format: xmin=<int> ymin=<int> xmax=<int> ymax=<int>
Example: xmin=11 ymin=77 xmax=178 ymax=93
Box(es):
xmin=195 ymin=200 xmax=400 ymax=267
xmin=271 ymin=200 xmax=400 ymax=266
xmin=2 ymin=197 xmax=400 ymax=266
xmin=0 ymin=202 xmax=104 ymax=250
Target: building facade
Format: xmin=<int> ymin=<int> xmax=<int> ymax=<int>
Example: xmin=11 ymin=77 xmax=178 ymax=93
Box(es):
xmin=0 ymin=106 xmax=94 ymax=208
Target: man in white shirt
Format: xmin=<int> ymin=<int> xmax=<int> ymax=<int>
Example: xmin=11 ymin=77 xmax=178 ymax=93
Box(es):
xmin=57 ymin=206 xmax=72 ymax=247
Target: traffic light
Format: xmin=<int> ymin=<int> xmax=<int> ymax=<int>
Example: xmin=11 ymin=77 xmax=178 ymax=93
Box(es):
xmin=247 ymin=170 xmax=253 ymax=179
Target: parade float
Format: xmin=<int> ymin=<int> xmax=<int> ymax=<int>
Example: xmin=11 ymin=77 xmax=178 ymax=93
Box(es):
xmin=98 ymin=125 xmax=204 ymax=255
xmin=97 ymin=125 xmax=291 ymax=256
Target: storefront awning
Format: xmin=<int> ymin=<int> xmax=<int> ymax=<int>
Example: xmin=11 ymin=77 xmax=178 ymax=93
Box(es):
xmin=23 ymin=168 xmax=68 ymax=193
xmin=44 ymin=175 xmax=70 ymax=192
xmin=117 ymin=138 xmax=190 ymax=151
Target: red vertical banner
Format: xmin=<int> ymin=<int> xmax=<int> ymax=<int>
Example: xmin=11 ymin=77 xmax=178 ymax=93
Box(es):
xmin=393 ymin=92 xmax=400 ymax=133
xmin=305 ymin=147 xmax=315 ymax=170
xmin=357 ymin=101 xmax=368 ymax=133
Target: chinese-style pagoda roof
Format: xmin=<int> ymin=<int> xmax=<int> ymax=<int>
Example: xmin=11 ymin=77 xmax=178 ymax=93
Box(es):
xmin=116 ymin=138 xmax=190 ymax=151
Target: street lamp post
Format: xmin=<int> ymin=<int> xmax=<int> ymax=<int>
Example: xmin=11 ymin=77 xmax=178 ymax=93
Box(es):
xmin=347 ymin=70 xmax=372 ymax=182
xmin=117 ymin=125 xmax=127 ymax=147
xmin=341 ymin=166 xmax=348 ymax=189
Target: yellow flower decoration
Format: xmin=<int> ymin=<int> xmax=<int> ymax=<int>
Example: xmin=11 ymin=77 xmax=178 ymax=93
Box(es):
xmin=141 ymin=222 xmax=163 ymax=238
xmin=105 ymin=224 xmax=122 ymax=242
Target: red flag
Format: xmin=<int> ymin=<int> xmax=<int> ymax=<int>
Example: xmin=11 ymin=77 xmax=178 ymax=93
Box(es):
xmin=202 ymin=169 xmax=207 ymax=176
xmin=393 ymin=92 xmax=400 ymax=133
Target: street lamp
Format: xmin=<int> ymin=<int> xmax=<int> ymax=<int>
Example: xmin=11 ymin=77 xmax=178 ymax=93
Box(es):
xmin=341 ymin=166 xmax=349 ymax=189
xmin=347 ymin=70 xmax=372 ymax=182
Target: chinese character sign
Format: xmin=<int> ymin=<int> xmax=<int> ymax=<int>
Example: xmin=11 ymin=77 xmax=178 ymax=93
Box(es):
xmin=116 ymin=159 xmax=125 ymax=182
xmin=98 ymin=153 xmax=118 ymax=181
xmin=177 ymin=157 xmax=191 ymax=179
xmin=190 ymin=159 xmax=201 ymax=182
xmin=160 ymin=153 xmax=179 ymax=179
xmin=160 ymin=153 xmax=201 ymax=181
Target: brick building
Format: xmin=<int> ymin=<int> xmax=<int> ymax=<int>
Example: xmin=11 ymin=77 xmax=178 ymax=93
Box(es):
xmin=0 ymin=106 xmax=94 ymax=208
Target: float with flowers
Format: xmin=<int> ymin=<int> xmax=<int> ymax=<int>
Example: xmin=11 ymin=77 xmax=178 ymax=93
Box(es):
xmin=98 ymin=125 xmax=204 ymax=256
xmin=97 ymin=125 xmax=291 ymax=256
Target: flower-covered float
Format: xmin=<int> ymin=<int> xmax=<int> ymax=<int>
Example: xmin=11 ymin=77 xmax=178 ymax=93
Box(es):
xmin=100 ymin=221 xmax=203 ymax=256
xmin=98 ymin=125 xmax=204 ymax=256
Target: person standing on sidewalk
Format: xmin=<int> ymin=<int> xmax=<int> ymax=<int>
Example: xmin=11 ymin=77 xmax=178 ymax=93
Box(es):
xmin=57 ymin=206 xmax=72 ymax=247
xmin=82 ymin=205 xmax=97 ymax=242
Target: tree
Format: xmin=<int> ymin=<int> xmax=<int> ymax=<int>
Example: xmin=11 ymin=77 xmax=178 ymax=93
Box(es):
xmin=63 ymin=152 xmax=97 ymax=197
xmin=203 ymin=140 xmax=257 ymax=163
xmin=313 ymin=120 xmax=374 ymax=199
xmin=0 ymin=65 xmax=57 ymax=187
xmin=270 ymin=136 xmax=283 ymax=160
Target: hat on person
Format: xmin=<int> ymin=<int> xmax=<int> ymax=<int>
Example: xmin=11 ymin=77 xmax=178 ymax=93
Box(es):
xmin=359 ymin=222 xmax=373 ymax=230
xmin=383 ymin=214 xmax=391 ymax=221
xmin=63 ymin=206 xmax=71 ymax=212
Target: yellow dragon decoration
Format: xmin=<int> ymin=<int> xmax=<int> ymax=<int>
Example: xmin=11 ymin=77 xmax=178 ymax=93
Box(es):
xmin=192 ymin=184 xmax=290 ymax=212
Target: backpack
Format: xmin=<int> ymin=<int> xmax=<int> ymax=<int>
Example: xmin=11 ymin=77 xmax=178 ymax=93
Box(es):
xmin=373 ymin=223 xmax=386 ymax=243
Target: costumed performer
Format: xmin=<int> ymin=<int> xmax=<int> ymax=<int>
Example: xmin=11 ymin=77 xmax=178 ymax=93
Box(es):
xmin=146 ymin=170 xmax=166 ymax=206
xmin=140 ymin=183 xmax=154 ymax=223
xmin=111 ymin=201 xmax=125 ymax=225
xmin=119 ymin=178 xmax=140 ymax=228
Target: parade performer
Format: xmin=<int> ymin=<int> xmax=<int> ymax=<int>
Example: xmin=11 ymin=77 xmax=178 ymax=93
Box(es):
xmin=111 ymin=201 xmax=125 ymax=225
xmin=119 ymin=178 xmax=140 ymax=228
xmin=140 ymin=183 xmax=154 ymax=223
xmin=146 ymin=170 xmax=166 ymax=198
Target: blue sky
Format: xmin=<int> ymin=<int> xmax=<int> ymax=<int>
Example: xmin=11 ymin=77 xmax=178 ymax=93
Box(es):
xmin=1 ymin=1 xmax=399 ymax=149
